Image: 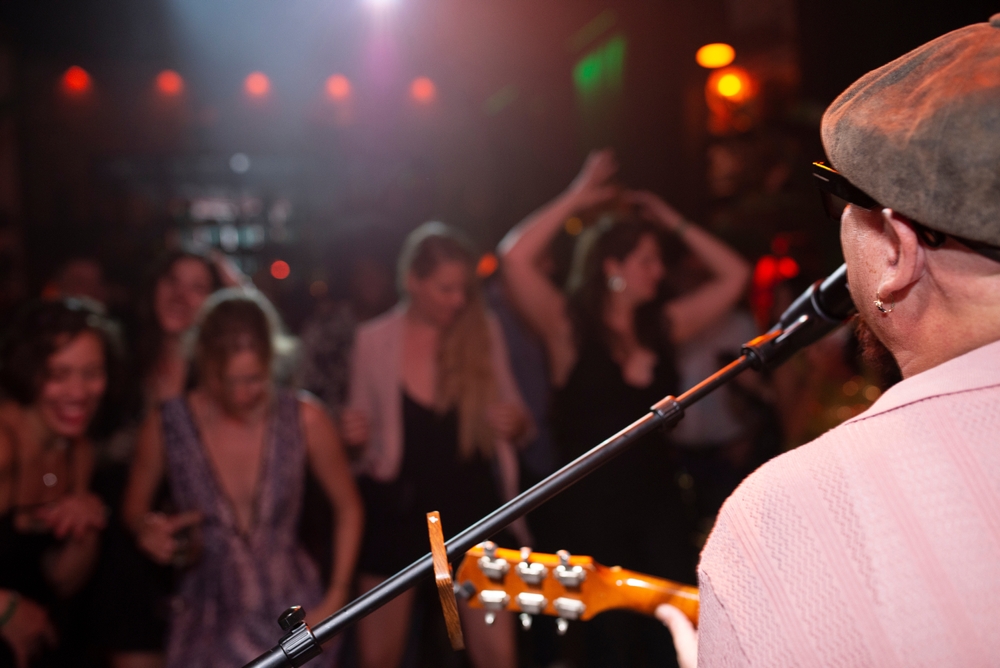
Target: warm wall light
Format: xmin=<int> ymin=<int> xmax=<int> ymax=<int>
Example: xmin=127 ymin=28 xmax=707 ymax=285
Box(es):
xmin=564 ymin=217 xmax=583 ymax=236
xmin=156 ymin=70 xmax=184 ymax=96
xmin=696 ymin=43 xmax=735 ymax=69
xmin=410 ymin=77 xmax=436 ymax=103
xmin=62 ymin=66 xmax=92 ymax=94
xmin=717 ymin=73 xmax=743 ymax=97
xmin=708 ymin=67 xmax=754 ymax=103
xmin=270 ymin=260 xmax=290 ymax=280
xmin=245 ymin=72 xmax=271 ymax=97
xmin=326 ymin=74 xmax=351 ymax=101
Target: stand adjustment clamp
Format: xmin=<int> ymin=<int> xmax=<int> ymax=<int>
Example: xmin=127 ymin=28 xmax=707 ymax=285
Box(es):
xmin=650 ymin=396 xmax=683 ymax=425
xmin=277 ymin=606 xmax=322 ymax=667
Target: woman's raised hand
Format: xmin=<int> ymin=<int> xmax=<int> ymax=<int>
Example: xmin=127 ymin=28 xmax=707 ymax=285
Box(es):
xmin=625 ymin=189 xmax=686 ymax=231
xmin=566 ymin=149 xmax=620 ymax=210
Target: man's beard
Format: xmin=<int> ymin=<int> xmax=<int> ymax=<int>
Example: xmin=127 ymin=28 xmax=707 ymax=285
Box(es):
xmin=853 ymin=314 xmax=901 ymax=382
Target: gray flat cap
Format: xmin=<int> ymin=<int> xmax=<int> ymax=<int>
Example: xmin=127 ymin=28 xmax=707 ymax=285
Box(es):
xmin=821 ymin=14 xmax=1000 ymax=248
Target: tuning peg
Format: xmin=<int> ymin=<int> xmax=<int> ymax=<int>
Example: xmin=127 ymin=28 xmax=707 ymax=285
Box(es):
xmin=516 ymin=547 xmax=547 ymax=585
xmin=554 ymin=550 xmax=586 ymax=588
xmin=553 ymin=596 xmax=585 ymax=638
xmin=519 ymin=613 xmax=532 ymax=630
xmin=478 ymin=589 xmax=509 ymax=628
xmin=477 ymin=542 xmax=510 ymax=581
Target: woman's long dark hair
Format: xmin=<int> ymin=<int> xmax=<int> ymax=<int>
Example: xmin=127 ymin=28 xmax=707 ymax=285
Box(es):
xmin=134 ymin=251 xmax=222 ymax=385
xmin=567 ymin=217 xmax=676 ymax=353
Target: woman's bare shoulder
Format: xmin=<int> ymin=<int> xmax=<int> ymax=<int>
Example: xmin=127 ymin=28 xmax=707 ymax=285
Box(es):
xmin=296 ymin=392 xmax=334 ymax=430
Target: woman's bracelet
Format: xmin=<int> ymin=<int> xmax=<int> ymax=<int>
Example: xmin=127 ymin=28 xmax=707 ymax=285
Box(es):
xmin=0 ymin=592 xmax=20 ymax=629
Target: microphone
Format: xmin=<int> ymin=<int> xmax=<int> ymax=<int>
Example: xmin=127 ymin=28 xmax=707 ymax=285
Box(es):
xmin=743 ymin=263 xmax=857 ymax=370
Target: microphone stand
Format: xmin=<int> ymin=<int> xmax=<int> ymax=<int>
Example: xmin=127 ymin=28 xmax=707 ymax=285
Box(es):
xmin=245 ymin=264 xmax=856 ymax=668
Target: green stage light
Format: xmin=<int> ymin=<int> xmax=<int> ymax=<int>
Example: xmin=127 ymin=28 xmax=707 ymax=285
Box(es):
xmin=573 ymin=35 xmax=625 ymax=96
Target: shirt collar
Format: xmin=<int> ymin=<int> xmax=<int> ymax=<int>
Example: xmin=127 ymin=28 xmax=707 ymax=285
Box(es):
xmin=846 ymin=338 xmax=1000 ymax=423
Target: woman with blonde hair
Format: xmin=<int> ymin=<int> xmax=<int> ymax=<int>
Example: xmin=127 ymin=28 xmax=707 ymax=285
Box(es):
xmin=123 ymin=290 xmax=363 ymax=668
xmin=342 ymin=222 xmax=531 ymax=668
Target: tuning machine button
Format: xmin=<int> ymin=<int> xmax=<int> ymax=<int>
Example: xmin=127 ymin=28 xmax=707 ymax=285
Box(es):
xmin=515 ymin=547 xmax=547 ymax=585
xmin=554 ymin=550 xmax=586 ymax=588
xmin=477 ymin=541 xmax=510 ymax=582
xmin=553 ymin=597 xmax=586 ymax=636
xmin=478 ymin=589 xmax=510 ymax=625
xmin=515 ymin=592 xmax=547 ymax=615
xmin=553 ymin=597 xmax=585 ymax=620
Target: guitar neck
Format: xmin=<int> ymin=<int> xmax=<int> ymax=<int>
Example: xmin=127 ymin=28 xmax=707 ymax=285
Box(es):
xmin=598 ymin=566 xmax=700 ymax=625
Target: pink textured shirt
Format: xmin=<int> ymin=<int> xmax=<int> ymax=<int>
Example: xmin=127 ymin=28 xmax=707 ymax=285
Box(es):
xmin=698 ymin=338 xmax=1000 ymax=667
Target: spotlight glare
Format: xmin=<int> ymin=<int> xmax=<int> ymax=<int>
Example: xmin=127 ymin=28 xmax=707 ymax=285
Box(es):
xmin=696 ymin=43 xmax=736 ymax=69
xmin=156 ymin=69 xmax=184 ymax=96
xmin=410 ymin=77 xmax=436 ymax=103
xmin=62 ymin=66 xmax=92 ymax=94
xmin=245 ymin=71 xmax=271 ymax=97
xmin=270 ymin=260 xmax=290 ymax=280
xmin=326 ymin=74 xmax=351 ymax=101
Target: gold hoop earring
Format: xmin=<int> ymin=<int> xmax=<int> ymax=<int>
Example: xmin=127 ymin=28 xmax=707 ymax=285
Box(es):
xmin=874 ymin=291 xmax=894 ymax=314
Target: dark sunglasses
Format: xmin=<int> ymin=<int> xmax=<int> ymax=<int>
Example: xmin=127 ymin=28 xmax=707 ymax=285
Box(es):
xmin=811 ymin=161 xmax=1000 ymax=263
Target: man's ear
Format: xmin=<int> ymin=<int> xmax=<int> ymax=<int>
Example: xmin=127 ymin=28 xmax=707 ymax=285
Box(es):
xmin=878 ymin=208 xmax=926 ymax=296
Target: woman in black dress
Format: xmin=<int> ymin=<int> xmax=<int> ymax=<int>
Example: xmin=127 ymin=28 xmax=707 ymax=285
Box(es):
xmin=342 ymin=223 xmax=532 ymax=668
xmin=500 ymin=150 xmax=751 ymax=665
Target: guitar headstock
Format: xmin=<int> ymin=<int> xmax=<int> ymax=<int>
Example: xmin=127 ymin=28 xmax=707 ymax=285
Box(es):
xmin=454 ymin=542 xmax=698 ymax=635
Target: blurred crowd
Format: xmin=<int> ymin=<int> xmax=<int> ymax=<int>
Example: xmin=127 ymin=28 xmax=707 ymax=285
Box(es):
xmin=0 ymin=146 xmax=895 ymax=668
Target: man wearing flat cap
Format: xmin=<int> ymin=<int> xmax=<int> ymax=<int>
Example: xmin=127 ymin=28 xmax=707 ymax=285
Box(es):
xmin=658 ymin=15 xmax=1000 ymax=668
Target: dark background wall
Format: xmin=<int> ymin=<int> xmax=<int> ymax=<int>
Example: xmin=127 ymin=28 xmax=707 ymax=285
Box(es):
xmin=0 ymin=0 xmax=995 ymax=324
